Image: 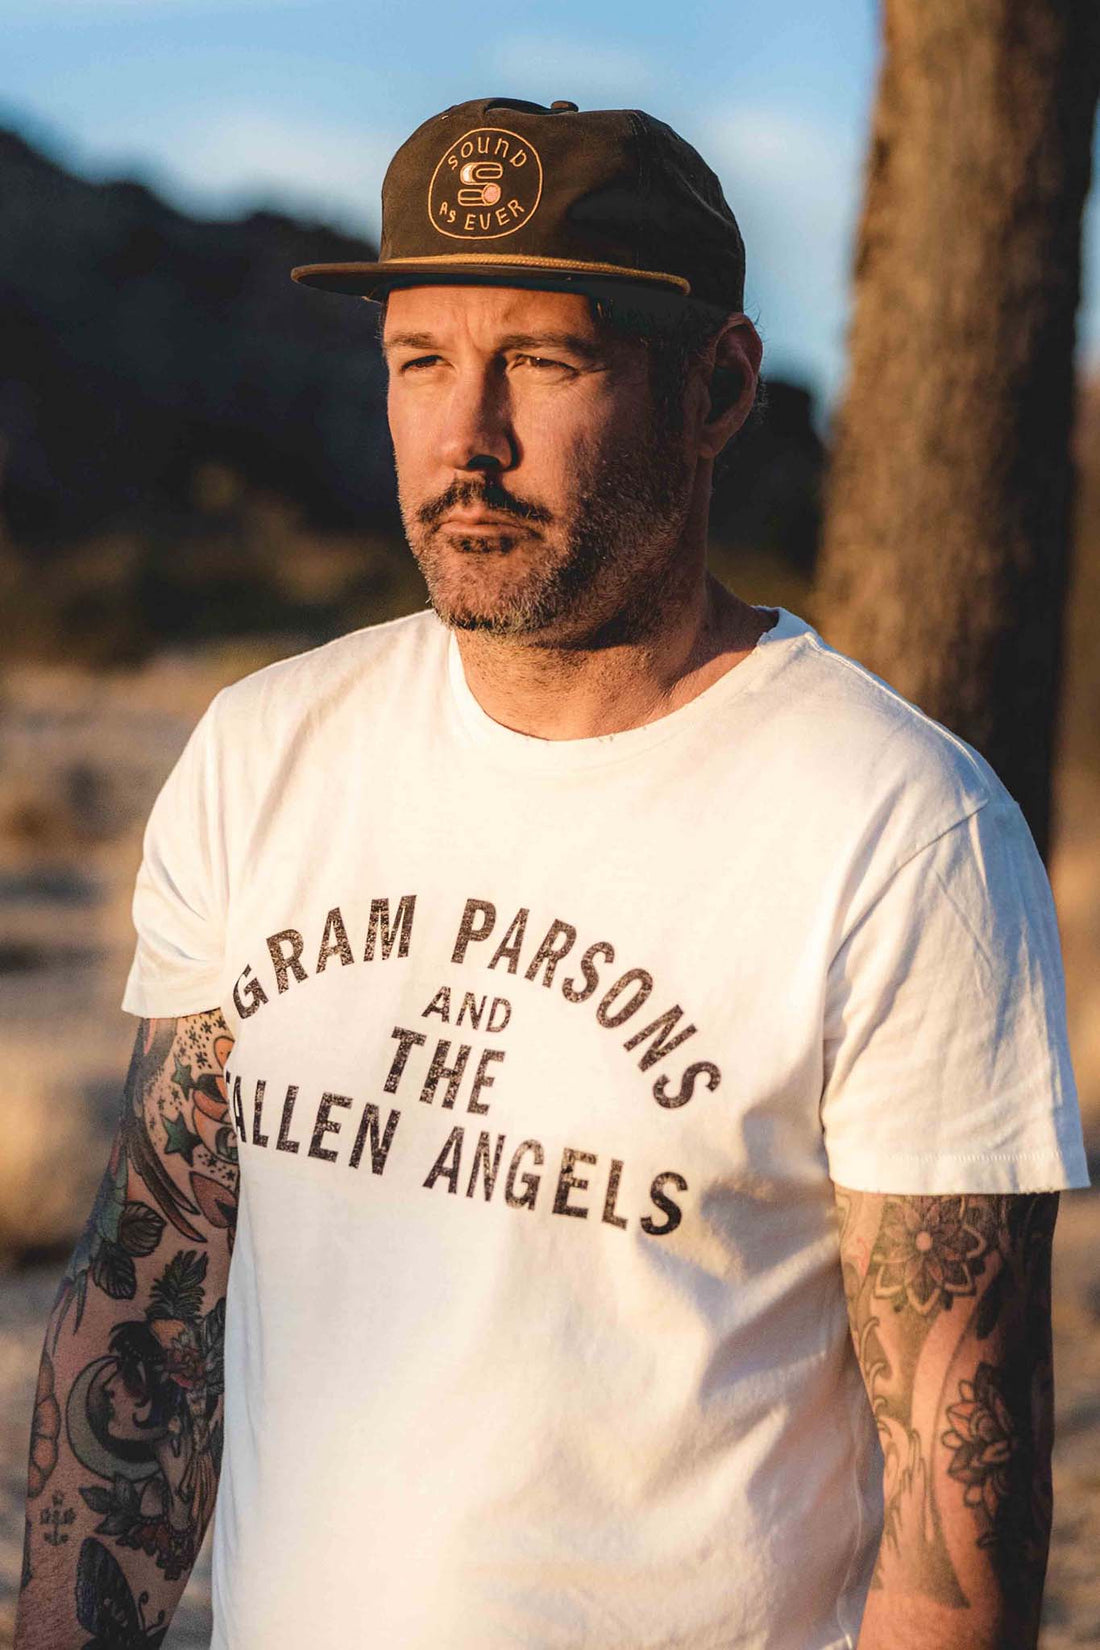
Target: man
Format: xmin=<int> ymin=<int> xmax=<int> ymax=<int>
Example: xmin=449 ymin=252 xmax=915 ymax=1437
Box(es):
xmin=16 ymin=96 xmax=1089 ymax=1650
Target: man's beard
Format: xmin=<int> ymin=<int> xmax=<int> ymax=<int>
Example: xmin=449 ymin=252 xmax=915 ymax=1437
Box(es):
xmin=399 ymin=416 xmax=695 ymax=645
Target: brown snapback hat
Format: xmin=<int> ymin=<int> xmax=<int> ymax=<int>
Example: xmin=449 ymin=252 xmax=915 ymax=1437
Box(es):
xmin=291 ymin=96 xmax=745 ymax=310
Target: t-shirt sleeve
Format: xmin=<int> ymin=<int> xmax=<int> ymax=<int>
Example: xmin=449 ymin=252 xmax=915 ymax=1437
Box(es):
xmin=121 ymin=695 xmax=228 ymax=1019
xmin=820 ymin=795 xmax=1090 ymax=1194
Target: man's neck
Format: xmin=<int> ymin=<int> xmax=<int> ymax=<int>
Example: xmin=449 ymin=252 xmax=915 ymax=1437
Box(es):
xmin=451 ymin=573 xmax=775 ymax=742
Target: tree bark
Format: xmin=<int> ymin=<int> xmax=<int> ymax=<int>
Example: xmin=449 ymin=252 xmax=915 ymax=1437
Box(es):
xmin=815 ymin=0 xmax=1099 ymax=860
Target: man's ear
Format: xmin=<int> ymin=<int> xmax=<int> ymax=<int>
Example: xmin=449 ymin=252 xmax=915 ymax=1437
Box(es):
xmin=699 ymin=315 xmax=763 ymax=459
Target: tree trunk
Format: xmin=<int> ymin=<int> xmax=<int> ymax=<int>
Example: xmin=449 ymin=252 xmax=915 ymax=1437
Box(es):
xmin=815 ymin=0 xmax=1099 ymax=860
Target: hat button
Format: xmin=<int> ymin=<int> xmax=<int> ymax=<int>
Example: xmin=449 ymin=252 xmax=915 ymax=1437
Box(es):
xmin=550 ymin=100 xmax=579 ymax=112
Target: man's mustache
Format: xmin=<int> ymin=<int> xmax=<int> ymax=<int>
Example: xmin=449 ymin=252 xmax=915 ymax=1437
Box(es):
xmin=417 ymin=478 xmax=554 ymax=528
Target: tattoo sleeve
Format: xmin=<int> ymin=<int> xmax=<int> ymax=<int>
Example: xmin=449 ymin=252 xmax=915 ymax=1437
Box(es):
xmin=834 ymin=1184 xmax=1059 ymax=1650
xmin=14 ymin=1012 xmax=237 ymax=1650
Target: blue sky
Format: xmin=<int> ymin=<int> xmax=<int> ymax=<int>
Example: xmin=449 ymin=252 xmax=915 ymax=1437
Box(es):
xmin=3 ymin=0 xmax=1098 ymax=410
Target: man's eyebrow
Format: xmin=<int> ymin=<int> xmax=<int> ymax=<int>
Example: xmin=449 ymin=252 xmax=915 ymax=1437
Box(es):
xmin=382 ymin=329 xmax=603 ymax=360
xmin=383 ymin=331 xmax=439 ymax=353
xmin=495 ymin=331 xmax=602 ymax=360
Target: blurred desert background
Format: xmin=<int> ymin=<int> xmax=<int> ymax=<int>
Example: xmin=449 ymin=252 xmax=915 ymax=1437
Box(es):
xmin=2 ymin=68 xmax=1099 ymax=1650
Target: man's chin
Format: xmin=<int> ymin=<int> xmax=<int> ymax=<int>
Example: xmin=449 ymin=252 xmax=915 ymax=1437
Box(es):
xmin=416 ymin=556 xmax=562 ymax=637
xmin=409 ymin=529 xmax=606 ymax=640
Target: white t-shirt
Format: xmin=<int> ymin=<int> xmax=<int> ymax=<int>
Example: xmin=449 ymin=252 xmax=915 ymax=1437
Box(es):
xmin=122 ymin=607 xmax=1088 ymax=1650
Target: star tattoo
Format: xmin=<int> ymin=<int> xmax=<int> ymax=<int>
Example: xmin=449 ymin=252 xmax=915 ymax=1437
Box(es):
xmin=171 ymin=1054 xmax=195 ymax=1098
xmin=162 ymin=1111 xmax=202 ymax=1165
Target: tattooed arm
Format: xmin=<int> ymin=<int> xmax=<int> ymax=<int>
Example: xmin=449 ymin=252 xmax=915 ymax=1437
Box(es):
xmin=834 ymin=1185 xmax=1058 ymax=1650
xmin=15 ymin=1013 xmax=237 ymax=1650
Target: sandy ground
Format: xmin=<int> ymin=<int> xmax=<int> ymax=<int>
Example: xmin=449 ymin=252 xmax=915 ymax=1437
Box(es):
xmin=0 ymin=647 xmax=1097 ymax=1647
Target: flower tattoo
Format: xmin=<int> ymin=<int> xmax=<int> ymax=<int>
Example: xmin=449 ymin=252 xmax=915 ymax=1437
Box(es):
xmin=871 ymin=1195 xmax=988 ymax=1314
xmin=942 ymin=1362 xmax=1017 ymax=1539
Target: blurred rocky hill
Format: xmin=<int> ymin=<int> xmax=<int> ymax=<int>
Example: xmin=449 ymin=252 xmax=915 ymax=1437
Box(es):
xmin=0 ymin=125 xmax=395 ymax=543
xmin=0 ymin=124 xmax=824 ymax=663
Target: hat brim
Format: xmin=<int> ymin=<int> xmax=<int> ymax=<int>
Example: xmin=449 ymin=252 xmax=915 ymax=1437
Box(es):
xmin=291 ymin=256 xmax=691 ymax=301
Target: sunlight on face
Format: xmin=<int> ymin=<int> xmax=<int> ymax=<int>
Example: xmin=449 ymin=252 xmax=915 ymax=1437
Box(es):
xmin=383 ymin=284 xmax=696 ymax=642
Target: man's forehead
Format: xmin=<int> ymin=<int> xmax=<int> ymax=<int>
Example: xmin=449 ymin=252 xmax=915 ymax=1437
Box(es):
xmin=382 ymin=282 xmax=601 ymax=347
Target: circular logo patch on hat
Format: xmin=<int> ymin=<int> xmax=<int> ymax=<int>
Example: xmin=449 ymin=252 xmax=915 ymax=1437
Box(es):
xmin=428 ymin=127 xmax=543 ymax=241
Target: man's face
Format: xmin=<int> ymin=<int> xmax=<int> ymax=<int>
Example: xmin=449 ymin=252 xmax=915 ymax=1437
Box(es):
xmin=383 ymin=284 xmax=698 ymax=643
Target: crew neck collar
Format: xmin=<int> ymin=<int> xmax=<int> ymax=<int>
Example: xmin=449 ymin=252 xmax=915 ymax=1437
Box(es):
xmin=445 ymin=607 xmax=810 ymax=774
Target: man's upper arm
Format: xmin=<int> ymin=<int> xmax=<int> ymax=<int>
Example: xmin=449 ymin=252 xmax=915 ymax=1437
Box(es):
xmin=834 ymin=1183 xmax=1058 ymax=1650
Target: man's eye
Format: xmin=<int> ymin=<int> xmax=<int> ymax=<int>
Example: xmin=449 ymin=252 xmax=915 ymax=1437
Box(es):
xmin=514 ymin=354 xmax=573 ymax=374
xmin=400 ymin=356 xmax=441 ymax=372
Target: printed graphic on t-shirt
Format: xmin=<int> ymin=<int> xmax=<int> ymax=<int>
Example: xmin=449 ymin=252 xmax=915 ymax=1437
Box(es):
xmin=226 ymin=892 xmax=723 ymax=1239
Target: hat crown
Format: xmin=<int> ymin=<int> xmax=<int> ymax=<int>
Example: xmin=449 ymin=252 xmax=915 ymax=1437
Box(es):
xmin=292 ymin=98 xmax=745 ymax=311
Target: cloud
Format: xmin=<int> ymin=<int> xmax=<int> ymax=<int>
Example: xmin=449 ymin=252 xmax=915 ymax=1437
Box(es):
xmin=704 ymin=105 xmax=862 ymax=251
xmin=75 ymin=107 xmax=397 ymax=235
xmin=174 ymin=108 xmax=394 ymax=226
xmin=488 ymin=33 xmax=655 ymax=98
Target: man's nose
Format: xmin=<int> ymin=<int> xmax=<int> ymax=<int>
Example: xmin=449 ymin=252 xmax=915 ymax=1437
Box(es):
xmin=439 ymin=366 xmax=515 ymax=473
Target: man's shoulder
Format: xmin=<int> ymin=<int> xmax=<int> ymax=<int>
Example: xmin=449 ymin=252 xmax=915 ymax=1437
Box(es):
xmin=759 ymin=613 xmax=1006 ymax=855
xmin=206 ymin=608 xmax=445 ymax=732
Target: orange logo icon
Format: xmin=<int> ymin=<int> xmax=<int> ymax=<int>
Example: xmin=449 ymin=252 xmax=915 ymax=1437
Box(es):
xmin=429 ymin=127 xmax=543 ymax=240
